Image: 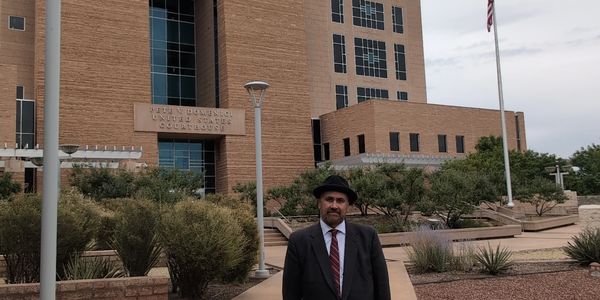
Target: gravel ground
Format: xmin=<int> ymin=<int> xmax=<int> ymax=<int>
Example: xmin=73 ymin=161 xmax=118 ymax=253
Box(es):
xmin=410 ymin=248 xmax=600 ymax=299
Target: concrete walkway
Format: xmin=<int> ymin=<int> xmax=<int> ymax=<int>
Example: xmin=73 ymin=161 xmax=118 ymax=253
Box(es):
xmin=233 ymin=224 xmax=582 ymax=300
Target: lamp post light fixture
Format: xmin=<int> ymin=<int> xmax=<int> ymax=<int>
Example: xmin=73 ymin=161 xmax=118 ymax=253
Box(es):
xmin=244 ymin=80 xmax=270 ymax=278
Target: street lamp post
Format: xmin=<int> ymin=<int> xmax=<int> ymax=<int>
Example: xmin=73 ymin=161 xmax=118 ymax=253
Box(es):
xmin=244 ymin=81 xmax=270 ymax=278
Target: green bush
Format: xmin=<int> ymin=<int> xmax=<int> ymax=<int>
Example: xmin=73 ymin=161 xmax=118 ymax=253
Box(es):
xmin=0 ymin=172 xmax=21 ymax=200
xmin=159 ymin=200 xmax=246 ymax=298
xmin=70 ymin=167 xmax=135 ymax=201
xmin=563 ymin=227 xmax=600 ymax=265
xmin=474 ymin=243 xmax=514 ymax=275
xmin=62 ymin=256 xmax=124 ymax=280
xmin=135 ymin=168 xmax=203 ymax=204
xmin=110 ymin=198 xmax=162 ymax=276
xmin=0 ymin=190 xmax=101 ymax=283
xmin=407 ymin=226 xmax=454 ymax=273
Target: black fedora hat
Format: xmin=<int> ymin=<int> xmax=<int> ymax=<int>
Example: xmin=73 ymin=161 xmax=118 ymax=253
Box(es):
xmin=313 ymin=175 xmax=358 ymax=205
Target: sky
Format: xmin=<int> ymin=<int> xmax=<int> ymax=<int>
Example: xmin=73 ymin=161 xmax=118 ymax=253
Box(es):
xmin=420 ymin=0 xmax=600 ymax=159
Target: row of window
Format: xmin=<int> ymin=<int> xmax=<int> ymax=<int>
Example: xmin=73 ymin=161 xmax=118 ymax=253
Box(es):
xmin=333 ymin=35 xmax=406 ymax=80
xmin=331 ymin=0 xmax=404 ymax=33
xmin=335 ymin=85 xmax=407 ymax=109
xmin=321 ymin=133 xmax=465 ymax=160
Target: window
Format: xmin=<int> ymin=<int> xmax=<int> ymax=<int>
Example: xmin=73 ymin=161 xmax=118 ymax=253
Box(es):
xmin=394 ymin=44 xmax=407 ymax=80
xmin=357 ymin=87 xmax=388 ymax=103
xmin=357 ymin=134 xmax=365 ymax=154
xmin=332 ymin=0 xmax=344 ymax=23
xmin=16 ymin=100 xmax=35 ymax=149
xmin=392 ymin=6 xmax=403 ymax=33
xmin=336 ymin=85 xmax=348 ymax=109
xmin=158 ymin=139 xmax=216 ymax=194
xmin=438 ymin=134 xmax=447 ymax=153
xmin=343 ymin=138 xmax=351 ymax=156
xmin=324 ymin=143 xmax=331 ymax=160
xmin=16 ymin=86 xmax=24 ymax=99
xmin=150 ymin=0 xmax=196 ymax=106
xmin=312 ymin=119 xmax=322 ymax=164
xmin=333 ymin=34 xmax=347 ymax=73
xmin=515 ymin=114 xmax=522 ymax=151
xmin=355 ymin=38 xmax=387 ymax=78
xmin=409 ymin=133 xmax=419 ymax=152
xmin=9 ymin=16 xmax=25 ymax=31
xmin=456 ymin=135 xmax=465 ymax=153
xmin=352 ymin=0 xmax=384 ymax=30
xmin=397 ymin=91 xmax=408 ymax=101
xmin=389 ymin=132 xmax=400 ymax=151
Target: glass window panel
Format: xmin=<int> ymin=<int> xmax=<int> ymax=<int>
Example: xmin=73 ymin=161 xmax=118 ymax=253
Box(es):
xmin=152 ymin=73 xmax=167 ymax=97
xmin=16 ymin=101 xmax=21 ymax=131
xmin=152 ymin=49 xmax=167 ymax=66
xmin=168 ymin=97 xmax=180 ymax=105
xmin=166 ymin=0 xmax=178 ymax=13
xmin=21 ymin=101 xmax=35 ymax=133
xmin=180 ymin=98 xmax=195 ymax=106
xmin=153 ymin=96 xmax=167 ymax=104
xmin=180 ymin=0 xmax=194 ymax=15
xmin=167 ymin=75 xmax=180 ymax=97
xmin=180 ymin=52 xmax=195 ymax=69
xmin=180 ymin=15 xmax=194 ymax=23
xmin=151 ymin=18 xmax=166 ymax=41
xmin=180 ymin=76 xmax=196 ymax=99
xmin=180 ymin=22 xmax=194 ymax=45
xmin=204 ymin=151 xmax=215 ymax=163
xmin=167 ymin=20 xmax=179 ymax=42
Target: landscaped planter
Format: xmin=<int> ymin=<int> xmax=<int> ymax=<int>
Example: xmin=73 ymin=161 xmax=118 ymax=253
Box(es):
xmin=378 ymin=225 xmax=523 ymax=247
xmin=0 ymin=276 xmax=169 ymax=299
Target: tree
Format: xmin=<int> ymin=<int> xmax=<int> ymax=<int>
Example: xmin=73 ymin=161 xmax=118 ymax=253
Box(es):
xmin=515 ymin=177 xmax=567 ymax=216
xmin=0 ymin=172 xmax=21 ymax=200
xmin=569 ymin=144 xmax=600 ymax=195
xmin=429 ymin=169 xmax=496 ymax=228
xmin=347 ymin=167 xmax=387 ymax=215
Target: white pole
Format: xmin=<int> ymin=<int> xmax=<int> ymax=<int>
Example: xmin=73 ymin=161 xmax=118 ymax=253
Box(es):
xmin=492 ymin=2 xmax=514 ymax=207
xmin=254 ymin=103 xmax=269 ymax=278
xmin=41 ymin=0 xmax=61 ymax=298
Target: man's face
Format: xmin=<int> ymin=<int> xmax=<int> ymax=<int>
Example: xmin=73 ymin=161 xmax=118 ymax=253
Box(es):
xmin=318 ymin=191 xmax=350 ymax=228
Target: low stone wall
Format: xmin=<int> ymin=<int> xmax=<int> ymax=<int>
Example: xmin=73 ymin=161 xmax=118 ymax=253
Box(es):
xmin=378 ymin=225 xmax=522 ymax=246
xmin=520 ymin=215 xmax=579 ymax=231
xmin=0 ymin=276 xmax=169 ymax=299
xmin=579 ymin=205 xmax=600 ymax=230
xmin=578 ymin=196 xmax=600 ymax=206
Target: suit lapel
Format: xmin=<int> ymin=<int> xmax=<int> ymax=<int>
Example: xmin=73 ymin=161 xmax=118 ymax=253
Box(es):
xmin=309 ymin=223 xmax=337 ymax=297
xmin=341 ymin=223 xmax=357 ymax=300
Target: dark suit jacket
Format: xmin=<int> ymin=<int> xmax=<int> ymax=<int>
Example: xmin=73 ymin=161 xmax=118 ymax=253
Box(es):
xmin=282 ymin=222 xmax=391 ymax=300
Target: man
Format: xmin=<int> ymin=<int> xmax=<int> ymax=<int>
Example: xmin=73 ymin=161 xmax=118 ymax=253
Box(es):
xmin=282 ymin=175 xmax=391 ymax=300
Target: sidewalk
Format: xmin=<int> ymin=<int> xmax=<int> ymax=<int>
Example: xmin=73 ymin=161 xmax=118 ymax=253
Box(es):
xmin=233 ymin=224 xmax=582 ymax=300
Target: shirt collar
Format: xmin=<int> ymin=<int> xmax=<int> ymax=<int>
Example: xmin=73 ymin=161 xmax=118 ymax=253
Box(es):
xmin=320 ymin=218 xmax=346 ymax=236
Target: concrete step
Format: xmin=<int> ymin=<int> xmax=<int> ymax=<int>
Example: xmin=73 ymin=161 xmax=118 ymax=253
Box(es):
xmin=263 ymin=228 xmax=287 ymax=247
xmin=265 ymin=240 xmax=288 ymax=247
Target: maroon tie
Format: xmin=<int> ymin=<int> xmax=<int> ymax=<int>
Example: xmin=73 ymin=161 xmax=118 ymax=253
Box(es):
xmin=329 ymin=229 xmax=341 ymax=298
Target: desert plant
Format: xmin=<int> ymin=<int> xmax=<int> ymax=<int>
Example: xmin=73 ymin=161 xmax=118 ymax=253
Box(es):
xmin=563 ymin=227 xmax=600 ymax=265
xmin=474 ymin=243 xmax=514 ymax=275
xmin=0 ymin=190 xmax=101 ymax=283
xmin=70 ymin=167 xmax=135 ymax=201
xmin=62 ymin=256 xmax=124 ymax=280
xmin=110 ymin=198 xmax=162 ymax=276
xmin=0 ymin=172 xmax=21 ymax=200
xmin=159 ymin=200 xmax=246 ymax=298
xmin=452 ymin=241 xmax=477 ymax=272
xmin=407 ymin=226 xmax=454 ymax=273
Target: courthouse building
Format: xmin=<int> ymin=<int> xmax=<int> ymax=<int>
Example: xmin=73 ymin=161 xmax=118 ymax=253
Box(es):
xmin=0 ymin=0 xmax=526 ymax=194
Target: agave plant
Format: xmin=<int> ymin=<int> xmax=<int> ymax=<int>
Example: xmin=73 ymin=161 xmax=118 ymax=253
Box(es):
xmin=474 ymin=243 xmax=514 ymax=275
xmin=563 ymin=227 xmax=600 ymax=266
xmin=62 ymin=256 xmax=124 ymax=280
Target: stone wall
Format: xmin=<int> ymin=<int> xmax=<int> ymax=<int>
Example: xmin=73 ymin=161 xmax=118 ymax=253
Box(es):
xmin=0 ymin=276 xmax=168 ymax=300
xmin=578 ymin=195 xmax=600 ymax=206
xmin=579 ymin=205 xmax=600 ymax=230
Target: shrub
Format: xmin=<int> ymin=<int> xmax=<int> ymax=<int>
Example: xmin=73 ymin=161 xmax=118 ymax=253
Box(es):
xmin=70 ymin=167 xmax=135 ymax=201
xmin=0 ymin=172 xmax=21 ymax=200
xmin=110 ymin=198 xmax=162 ymax=276
xmin=0 ymin=190 xmax=101 ymax=283
xmin=407 ymin=226 xmax=454 ymax=273
xmin=159 ymin=200 xmax=246 ymax=298
xmin=62 ymin=256 xmax=124 ymax=280
xmin=135 ymin=168 xmax=203 ymax=204
xmin=563 ymin=227 xmax=600 ymax=265
xmin=474 ymin=243 xmax=514 ymax=275
xmin=452 ymin=241 xmax=477 ymax=272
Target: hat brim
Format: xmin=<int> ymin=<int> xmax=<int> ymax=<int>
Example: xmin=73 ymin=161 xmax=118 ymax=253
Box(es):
xmin=313 ymin=184 xmax=357 ymax=205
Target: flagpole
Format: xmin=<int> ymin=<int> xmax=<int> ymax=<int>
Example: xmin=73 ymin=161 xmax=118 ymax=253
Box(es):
xmin=491 ymin=1 xmax=514 ymax=207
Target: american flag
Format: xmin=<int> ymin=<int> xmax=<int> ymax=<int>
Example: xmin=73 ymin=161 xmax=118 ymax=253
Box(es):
xmin=487 ymin=0 xmax=494 ymax=32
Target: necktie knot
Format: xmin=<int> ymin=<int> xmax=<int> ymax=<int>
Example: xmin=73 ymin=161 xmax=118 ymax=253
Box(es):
xmin=330 ymin=229 xmax=338 ymax=237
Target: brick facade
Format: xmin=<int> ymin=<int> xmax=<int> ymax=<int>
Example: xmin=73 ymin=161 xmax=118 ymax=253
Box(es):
xmin=0 ymin=0 xmax=527 ymax=194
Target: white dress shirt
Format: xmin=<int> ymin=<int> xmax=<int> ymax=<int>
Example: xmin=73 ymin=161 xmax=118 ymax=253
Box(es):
xmin=320 ymin=219 xmax=346 ymax=295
